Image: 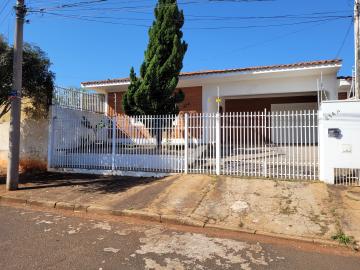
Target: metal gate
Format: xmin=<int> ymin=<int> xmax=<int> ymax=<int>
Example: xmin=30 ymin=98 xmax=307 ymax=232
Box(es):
xmin=219 ymin=111 xmax=318 ymax=180
xmin=49 ymin=105 xmax=319 ymax=180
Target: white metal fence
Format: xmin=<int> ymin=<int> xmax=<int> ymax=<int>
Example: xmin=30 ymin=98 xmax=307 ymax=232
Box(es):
xmin=53 ymin=86 xmax=106 ymax=113
xmin=220 ymin=111 xmax=318 ymax=180
xmin=49 ymin=106 xmax=319 ymax=180
xmin=334 ymin=168 xmax=360 ymax=186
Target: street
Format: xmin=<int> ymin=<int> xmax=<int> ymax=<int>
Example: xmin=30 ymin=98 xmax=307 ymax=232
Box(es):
xmin=0 ymin=204 xmax=359 ymax=270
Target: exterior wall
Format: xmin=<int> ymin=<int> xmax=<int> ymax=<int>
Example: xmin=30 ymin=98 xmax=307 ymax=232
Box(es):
xmin=203 ymin=73 xmax=338 ymax=114
xmin=0 ymin=118 xmax=48 ymax=173
xmin=225 ymin=95 xmax=317 ymax=113
xmin=107 ymin=86 xmax=203 ymax=115
xmin=108 ymin=92 xmax=124 ymax=115
xmin=0 ymin=122 xmax=10 ymax=173
xmin=178 ymin=86 xmax=202 ymax=113
xmin=319 ymin=100 xmax=360 ymax=183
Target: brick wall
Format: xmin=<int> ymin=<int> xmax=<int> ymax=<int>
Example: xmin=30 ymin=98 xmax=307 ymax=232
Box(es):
xmin=178 ymin=86 xmax=202 ymax=113
xmin=107 ymin=86 xmax=203 ymax=115
xmin=107 ymin=92 xmax=124 ymax=116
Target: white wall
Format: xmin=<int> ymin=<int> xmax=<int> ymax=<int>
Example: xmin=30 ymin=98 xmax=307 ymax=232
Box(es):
xmin=319 ymin=100 xmax=360 ymax=184
xmin=51 ymin=106 xmax=109 ymax=150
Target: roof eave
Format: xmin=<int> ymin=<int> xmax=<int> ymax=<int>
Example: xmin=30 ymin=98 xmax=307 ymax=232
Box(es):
xmin=81 ymin=61 xmax=342 ymax=89
xmin=81 ymin=81 xmax=130 ymax=89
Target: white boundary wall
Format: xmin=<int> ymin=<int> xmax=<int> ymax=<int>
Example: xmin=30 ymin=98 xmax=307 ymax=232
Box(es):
xmin=319 ymin=100 xmax=360 ymax=185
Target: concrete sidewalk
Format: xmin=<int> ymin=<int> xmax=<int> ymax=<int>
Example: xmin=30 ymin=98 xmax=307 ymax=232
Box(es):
xmin=0 ymin=172 xmax=359 ymax=247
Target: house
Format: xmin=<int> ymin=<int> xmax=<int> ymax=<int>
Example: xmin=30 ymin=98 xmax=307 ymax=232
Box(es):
xmin=0 ymin=59 xmax=352 ymax=175
xmin=45 ymin=59 xmax=357 ymax=181
xmin=81 ymin=59 xmax=351 ymax=115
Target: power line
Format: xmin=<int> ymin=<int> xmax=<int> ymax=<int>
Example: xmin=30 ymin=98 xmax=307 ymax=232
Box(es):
xmin=197 ymin=16 xmax=353 ymax=63
xmin=28 ymin=10 xmax=351 ymax=31
xmin=0 ymin=4 xmax=13 ymax=28
xmin=185 ymin=16 xmax=351 ymax=30
xmin=30 ymin=1 xmax=205 ymax=12
xmin=335 ymin=18 xmax=353 ymax=58
xmin=28 ymin=7 xmax=352 ymax=21
xmin=12 ymin=0 xmax=356 ymax=62
xmin=29 ymin=10 xmax=150 ymax=27
xmin=0 ymin=0 xmax=12 ymax=17
xmin=28 ymin=9 xmax=351 ymax=23
xmin=27 ymin=0 xmax=352 ymax=23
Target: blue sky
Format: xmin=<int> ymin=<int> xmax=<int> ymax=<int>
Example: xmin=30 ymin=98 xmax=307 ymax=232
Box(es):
xmin=0 ymin=0 xmax=355 ymax=87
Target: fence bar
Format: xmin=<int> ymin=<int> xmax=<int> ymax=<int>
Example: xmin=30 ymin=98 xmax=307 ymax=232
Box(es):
xmin=216 ymin=113 xmax=221 ymax=175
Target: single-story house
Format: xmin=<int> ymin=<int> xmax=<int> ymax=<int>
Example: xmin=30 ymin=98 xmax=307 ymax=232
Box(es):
xmin=81 ymin=59 xmax=351 ymax=115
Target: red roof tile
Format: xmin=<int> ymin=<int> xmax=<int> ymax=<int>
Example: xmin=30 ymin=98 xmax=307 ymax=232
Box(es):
xmin=81 ymin=59 xmax=342 ymax=86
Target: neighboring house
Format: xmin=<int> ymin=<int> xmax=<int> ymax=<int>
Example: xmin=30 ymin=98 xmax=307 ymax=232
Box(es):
xmin=338 ymin=76 xmax=353 ymax=99
xmin=81 ymin=59 xmax=351 ymax=115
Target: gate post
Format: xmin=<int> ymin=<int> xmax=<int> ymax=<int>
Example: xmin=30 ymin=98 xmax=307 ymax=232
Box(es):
xmin=263 ymin=109 xmax=267 ymax=177
xmin=111 ymin=115 xmax=116 ymax=171
xmin=216 ymin=112 xmax=221 ymax=175
xmin=184 ymin=113 xmax=189 ymax=174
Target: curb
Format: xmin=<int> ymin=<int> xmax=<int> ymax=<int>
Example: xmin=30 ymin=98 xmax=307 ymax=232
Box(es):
xmin=27 ymin=199 xmax=56 ymax=209
xmin=0 ymin=194 xmax=344 ymax=248
xmin=0 ymin=195 xmax=27 ymax=205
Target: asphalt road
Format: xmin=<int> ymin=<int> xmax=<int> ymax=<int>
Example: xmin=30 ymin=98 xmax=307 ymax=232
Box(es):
xmin=0 ymin=205 xmax=359 ymax=270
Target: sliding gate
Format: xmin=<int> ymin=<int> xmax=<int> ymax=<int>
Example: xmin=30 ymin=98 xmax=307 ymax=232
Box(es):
xmin=220 ymin=111 xmax=318 ymax=180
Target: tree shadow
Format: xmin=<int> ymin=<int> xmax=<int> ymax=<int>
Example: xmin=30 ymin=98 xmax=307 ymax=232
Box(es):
xmin=0 ymin=171 xmax=165 ymax=194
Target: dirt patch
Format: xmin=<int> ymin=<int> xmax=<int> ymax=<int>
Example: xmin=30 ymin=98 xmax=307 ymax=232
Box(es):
xmin=19 ymin=159 xmax=47 ymax=172
xmin=328 ymin=185 xmax=360 ymax=243
xmin=192 ymin=177 xmax=338 ymax=240
xmin=0 ymin=158 xmax=47 ymax=175
xmin=146 ymin=174 xmax=215 ymax=218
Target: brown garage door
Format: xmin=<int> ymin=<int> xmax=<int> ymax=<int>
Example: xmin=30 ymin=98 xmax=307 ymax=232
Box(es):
xmin=225 ymin=95 xmax=317 ymax=113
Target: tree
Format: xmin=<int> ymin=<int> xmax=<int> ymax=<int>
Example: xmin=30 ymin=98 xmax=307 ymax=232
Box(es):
xmin=0 ymin=36 xmax=55 ymax=119
xmin=122 ymin=0 xmax=187 ymax=116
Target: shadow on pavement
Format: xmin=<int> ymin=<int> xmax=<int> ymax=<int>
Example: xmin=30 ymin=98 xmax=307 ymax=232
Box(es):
xmin=0 ymin=171 xmax=163 ymax=194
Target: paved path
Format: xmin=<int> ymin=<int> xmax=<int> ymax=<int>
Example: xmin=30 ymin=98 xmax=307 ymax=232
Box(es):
xmin=0 ymin=205 xmax=359 ymax=270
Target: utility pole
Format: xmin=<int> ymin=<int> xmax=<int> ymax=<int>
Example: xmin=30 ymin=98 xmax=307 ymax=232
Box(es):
xmin=355 ymin=0 xmax=360 ymax=99
xmin=6 ymin=0 xmax=26 ymax=191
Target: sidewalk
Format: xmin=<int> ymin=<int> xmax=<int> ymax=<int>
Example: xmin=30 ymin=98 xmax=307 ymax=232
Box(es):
xmin=0 ymin=172 xmax=359 ymax=247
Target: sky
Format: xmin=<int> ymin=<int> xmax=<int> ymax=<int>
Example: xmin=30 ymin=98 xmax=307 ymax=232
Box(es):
xmin=0 ymin=0 xmax=356 ymax=87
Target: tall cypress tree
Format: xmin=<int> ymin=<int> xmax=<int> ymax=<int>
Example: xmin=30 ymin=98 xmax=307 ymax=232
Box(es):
xmin=122 ymin=0 xmax=187 ymax=116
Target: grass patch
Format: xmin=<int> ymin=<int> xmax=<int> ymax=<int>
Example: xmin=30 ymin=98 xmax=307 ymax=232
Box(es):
xmin=332 ymin=231 xmax=355 ymax=246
